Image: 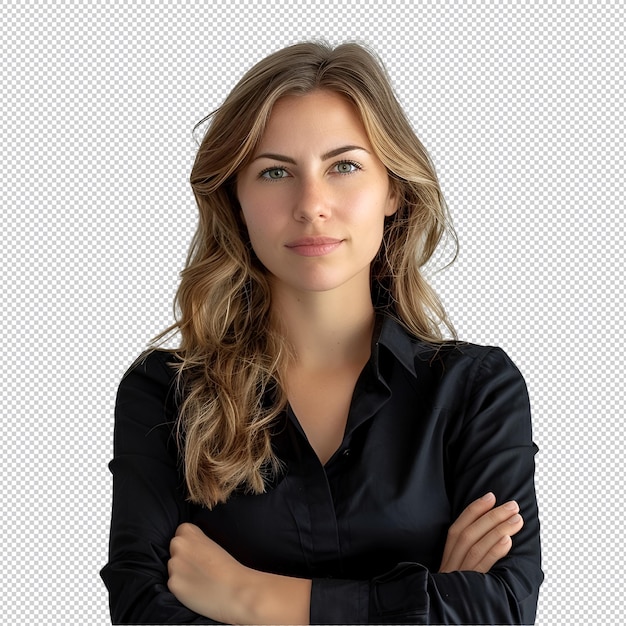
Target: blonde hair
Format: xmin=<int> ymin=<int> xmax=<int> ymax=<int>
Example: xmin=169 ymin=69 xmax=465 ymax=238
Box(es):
xmin=157 ymin=41 xmax=457 ymax=508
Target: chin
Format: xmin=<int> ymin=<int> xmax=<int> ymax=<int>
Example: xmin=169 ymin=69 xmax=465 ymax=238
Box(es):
xmin=279 ymin=272 xmax=368 ymax=295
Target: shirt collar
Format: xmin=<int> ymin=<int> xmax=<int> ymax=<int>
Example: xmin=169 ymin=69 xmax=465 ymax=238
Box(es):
xmin=372 ymin=313 xmax=420 ymax=379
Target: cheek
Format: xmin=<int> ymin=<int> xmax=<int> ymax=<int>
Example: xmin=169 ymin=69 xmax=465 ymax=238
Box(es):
xmin=345 ymin=190 xmax=392 ymax=228
xmin=241 ymin=218 xmax=262 ymax=249
xmin=238 ymin=194 xmax=264 ymax=235
xmin=241 ymin=217 xmax=278 ymax=264
xmin=239 ymin=187 xmax=282 ymax=229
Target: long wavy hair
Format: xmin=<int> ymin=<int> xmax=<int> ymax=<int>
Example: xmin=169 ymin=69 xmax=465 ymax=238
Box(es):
xmin=156 ymin=41 xmax=458 ymax=508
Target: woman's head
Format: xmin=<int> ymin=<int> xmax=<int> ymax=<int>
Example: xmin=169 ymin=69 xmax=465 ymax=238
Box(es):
xmin=186 ymin=40 xmax=456 ymax=343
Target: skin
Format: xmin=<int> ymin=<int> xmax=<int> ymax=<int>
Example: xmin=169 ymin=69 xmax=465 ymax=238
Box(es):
xmin=167 ymin=90 xmax=525 ymax=623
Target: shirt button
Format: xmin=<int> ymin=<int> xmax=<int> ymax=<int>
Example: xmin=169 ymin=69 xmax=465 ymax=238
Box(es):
xmin=342 ymin=448 xmax=351 ymax=457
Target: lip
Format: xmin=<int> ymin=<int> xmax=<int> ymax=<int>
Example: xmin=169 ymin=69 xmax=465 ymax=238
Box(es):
xmin=285 ymin=236 xmax=344 ymax=257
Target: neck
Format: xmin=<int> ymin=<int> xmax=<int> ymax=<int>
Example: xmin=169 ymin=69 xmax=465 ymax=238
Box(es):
xmin=271 ymin=280 xmax=375 ymax=371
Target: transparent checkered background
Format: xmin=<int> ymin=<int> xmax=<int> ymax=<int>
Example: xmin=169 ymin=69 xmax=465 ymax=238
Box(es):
xmin=2 ymin=1 xmax=624 ymax=623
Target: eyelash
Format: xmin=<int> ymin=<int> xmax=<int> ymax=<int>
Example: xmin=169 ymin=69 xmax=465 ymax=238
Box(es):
xmin=259 ymin=160 xmax=363 ymax=181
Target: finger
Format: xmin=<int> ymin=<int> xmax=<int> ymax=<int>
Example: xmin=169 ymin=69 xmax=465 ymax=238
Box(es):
xmin=462 ymin=513 xmax=524 ymax=573
xmin=441 ymin=500 xmax=520 ymax=572
xmin=175 ymin=522 xmax=200 ymax=537
xmin=169 ymin=535 xmax=182 ymax=555
xmin=470 ymin=536 xmax=512 ymax=574
xmin=454 ymin=500 xmax=519 ymax=552
xmin=449 ymin=493 xmax=498 ymax=538
xmin=440 ymin=493 xmax=496 ymax=568
xmin=170 ymin=524 xmax=200 ymax=560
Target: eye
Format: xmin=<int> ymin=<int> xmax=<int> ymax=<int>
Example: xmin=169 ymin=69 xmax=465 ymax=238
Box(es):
xmin=333 ymin=161 xmax=361 ymax=175
xmin=260 ymin=167 xmax=289 ymax=180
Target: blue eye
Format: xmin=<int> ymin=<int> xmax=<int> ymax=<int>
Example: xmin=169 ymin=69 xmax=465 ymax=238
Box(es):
xmin=261 ymin=167 xmax=288 ymax=180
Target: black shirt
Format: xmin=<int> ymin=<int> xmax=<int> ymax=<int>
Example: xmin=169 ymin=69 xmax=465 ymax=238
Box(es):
xmin=101 ymin=314 xmax=543 ymax=624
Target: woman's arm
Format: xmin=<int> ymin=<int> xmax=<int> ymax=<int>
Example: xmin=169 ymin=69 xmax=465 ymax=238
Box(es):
xmin=167 ymin=493 xmax=523 ymax=624
xmin=100 ymin=351 xmax=220 ymax=625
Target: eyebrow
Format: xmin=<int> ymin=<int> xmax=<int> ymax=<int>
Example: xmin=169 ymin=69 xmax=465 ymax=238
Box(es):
xmin=252 ymin=145 xmax=370 ymax=164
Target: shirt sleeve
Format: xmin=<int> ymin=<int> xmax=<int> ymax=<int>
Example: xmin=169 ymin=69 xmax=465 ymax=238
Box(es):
xmin=100 ymin=352 xmax=221 ymax=625
xmin=310 ymin=347 xmax=543 ymax=625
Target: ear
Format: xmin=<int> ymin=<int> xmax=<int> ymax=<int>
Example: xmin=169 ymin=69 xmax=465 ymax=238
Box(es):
xmin=384 ymin=181 xmax=400 ymax=217
xmin=231 ymin=182 xmax=247 ymax=225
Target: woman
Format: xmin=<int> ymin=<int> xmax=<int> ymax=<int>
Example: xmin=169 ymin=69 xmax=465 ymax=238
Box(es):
xmin=101 ymin=41 xmax=543 ymax=624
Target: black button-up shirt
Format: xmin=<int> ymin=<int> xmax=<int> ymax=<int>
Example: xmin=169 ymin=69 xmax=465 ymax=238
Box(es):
xmin=101 ymin=315 xmax=543 ymax=624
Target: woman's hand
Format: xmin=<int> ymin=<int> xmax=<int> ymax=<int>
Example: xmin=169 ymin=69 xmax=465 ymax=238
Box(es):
xmin=439 ymin=492 xmax=524 ymax=574
xmin=168 ymin=523 xmax=256 ymax=623
xmin=168 ymin=523 xmax=311 ymax=624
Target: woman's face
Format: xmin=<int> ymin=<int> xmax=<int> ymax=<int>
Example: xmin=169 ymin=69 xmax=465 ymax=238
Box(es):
xmin=236 ymin=90 xmax=397 ymax=296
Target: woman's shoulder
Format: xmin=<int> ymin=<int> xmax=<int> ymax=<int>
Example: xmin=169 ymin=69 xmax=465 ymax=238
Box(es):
xmin=379 ymin=319 xmax=532 ymax=433
xmin=113 ymin=349 xmax=182 ymax=445
xmin=423 ymin=338 xmax=523 ymax=383
xmin=380 ymin=314 xmax=511 ymax=358
xmin=378 ymin=315 xmax=524 ymax=383
xmin=116 ymin=349 xmax=181 ymax=411
xmin=120 ymin=348 xmax=180 ymax=384
xmin=429 ymin=340 xmax=514 ymax=366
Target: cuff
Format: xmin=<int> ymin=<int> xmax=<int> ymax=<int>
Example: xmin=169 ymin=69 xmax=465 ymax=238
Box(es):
xmin=310 ymin=563 xmax=430 ymax=625
xmin=310 ymin=577 xmax=369 ymax=624
xmin=370 ymin=562 xmax=430 ymax=624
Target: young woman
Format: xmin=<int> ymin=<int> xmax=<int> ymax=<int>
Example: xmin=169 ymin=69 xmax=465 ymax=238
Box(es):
xmin=101 ymin=41 xmax=543 ymax=624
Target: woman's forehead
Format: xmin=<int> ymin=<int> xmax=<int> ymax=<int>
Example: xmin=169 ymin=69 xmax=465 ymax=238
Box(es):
xmin=255 ymin=90 xmax=369 ymax=153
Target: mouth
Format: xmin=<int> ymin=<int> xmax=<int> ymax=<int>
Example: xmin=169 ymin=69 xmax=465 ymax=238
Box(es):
xmin=285 ymin=237 xmax=344 ymax=257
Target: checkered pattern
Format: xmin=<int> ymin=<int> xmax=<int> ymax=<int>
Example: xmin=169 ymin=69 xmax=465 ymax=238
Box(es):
xmin=2 ymin=1 xmax=624 ymax=623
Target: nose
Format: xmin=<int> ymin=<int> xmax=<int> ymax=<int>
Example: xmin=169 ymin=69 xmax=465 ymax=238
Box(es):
xmin=293 ymin=178 xmax=331 ymax=223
